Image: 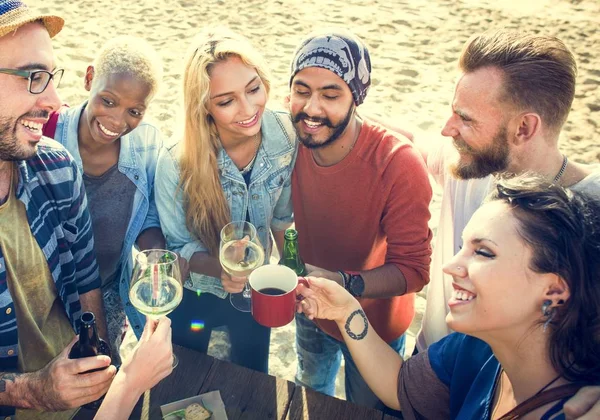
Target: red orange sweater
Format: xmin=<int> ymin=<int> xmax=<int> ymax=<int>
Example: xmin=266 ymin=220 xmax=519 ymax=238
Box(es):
xmin=292 ymin=119 xmax=433 ymax=342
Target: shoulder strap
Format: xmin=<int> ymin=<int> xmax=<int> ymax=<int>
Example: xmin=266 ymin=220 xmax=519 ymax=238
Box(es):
xmin=498 ymin=383 xmax=584 ymax=420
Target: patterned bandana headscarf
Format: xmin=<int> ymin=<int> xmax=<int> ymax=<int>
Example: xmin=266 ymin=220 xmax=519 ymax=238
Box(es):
xmin=289 ymin=29 xmax=371 ymax=106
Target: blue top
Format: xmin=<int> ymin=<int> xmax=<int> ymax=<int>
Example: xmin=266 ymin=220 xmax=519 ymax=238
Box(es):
xmin=155 ymin=109 xmax=297 ymax=298
xmin=54 ymin=102 xmax=163 ymax=338
xmin=428 ymin=333 xmax=567 ymax=419
xmin=0 ymin=139 xmax=100 ymax=416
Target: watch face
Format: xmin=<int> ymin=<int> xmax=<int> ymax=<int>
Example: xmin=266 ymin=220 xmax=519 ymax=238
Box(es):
xmin=349 ymin=274 xmax=365 ymax=297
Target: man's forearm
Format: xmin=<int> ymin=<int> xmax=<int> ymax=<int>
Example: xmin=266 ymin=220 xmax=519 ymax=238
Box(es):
xmin=136 ymin=227 xmax=166 ymax=251
xmin=360 ymin=264 xmax=407 ymax=298
xmin=188 ymin=251 xmax=222 ymax=278
xmin=79 ymin=289 xmax=109 ymax=344
xmin=0 ymin=371 xmax=39 ymax=409
xmin=306 ymin=263 xmax=407 ymax=298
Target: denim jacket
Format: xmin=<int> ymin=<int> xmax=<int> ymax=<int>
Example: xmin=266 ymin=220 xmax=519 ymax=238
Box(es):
xmin=155 ymin=109 xmax=297 ymax=298
xmin=54 ymin=102 xmax=163 ymax=338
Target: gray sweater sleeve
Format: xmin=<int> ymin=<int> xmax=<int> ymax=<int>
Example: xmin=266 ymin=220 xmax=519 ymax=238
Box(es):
xmin=397 ymin=351 xmax=451 ymax=420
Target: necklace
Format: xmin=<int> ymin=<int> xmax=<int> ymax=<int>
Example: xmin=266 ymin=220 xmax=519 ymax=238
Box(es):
xmin=553 ymin=155 xmax=568 ymax=183
xmin=239 ymin=153 xmax=257 ymax=175
xmin=238 ymin=132 xmax=261 ymax=175
xmin=492 ymin=369 xmax=563 ymax=419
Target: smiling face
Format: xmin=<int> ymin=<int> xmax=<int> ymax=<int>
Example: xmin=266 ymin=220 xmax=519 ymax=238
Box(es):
xmin=206 ymin=56 xmax=267 ymax=143
xmin=443 ymin=200 xmax=551 ymax=339
xmin=441 ymin=67 xmax=514 ymax=179
xmin=0 ymin=23 xmax=61 ymax=161
xmin=289 ymin=67 xmax=355 ymax=149
xmin=80 ymin=69 xmax=153 ymax=146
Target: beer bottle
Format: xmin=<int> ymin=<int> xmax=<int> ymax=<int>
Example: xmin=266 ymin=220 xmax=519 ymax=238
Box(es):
xmin=69 ymin=311 xmax=112 ymax=410
xmin=278 ymin=228 xmax=307 ymax=276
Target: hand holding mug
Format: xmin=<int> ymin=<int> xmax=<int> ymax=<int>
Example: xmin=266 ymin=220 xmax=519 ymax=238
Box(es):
xmin=249 ymin=265 xmax=308 ymax=328
xmin=297 ymin=277 xmax=360 ymax=323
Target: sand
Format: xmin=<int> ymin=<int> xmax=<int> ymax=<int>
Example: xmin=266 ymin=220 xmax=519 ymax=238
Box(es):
xmin=27 ymin=0 xmax=600 ymax=401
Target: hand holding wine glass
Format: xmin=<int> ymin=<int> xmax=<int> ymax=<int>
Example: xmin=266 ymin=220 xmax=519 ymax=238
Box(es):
xmin=219 ymin=221 xmax=265 ymax=312
xmin=220 ymin=269 xmax=248 ymax=294
xmin=129 ymin=249 xmax=183 ymax=366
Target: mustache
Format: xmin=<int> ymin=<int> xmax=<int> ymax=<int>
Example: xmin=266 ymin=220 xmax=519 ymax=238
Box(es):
xmin=453 ymin=137 xmax=474 ymax=154
xmin=292 ymin=112 xmax=334 ymax=128
xmin=21 ymin=110 xmax=50 ymax=120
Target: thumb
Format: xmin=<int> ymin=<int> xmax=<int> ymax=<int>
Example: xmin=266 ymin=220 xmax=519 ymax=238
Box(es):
xmin=140 ymin=317 xmax=158 ymax=342
xmin=306 ymin=276 xmax=330 ymax=289
xmin=59 ymin=335 xmax=80 ymax=358
xmin=152 ymin=317 xmax=172 ymax=341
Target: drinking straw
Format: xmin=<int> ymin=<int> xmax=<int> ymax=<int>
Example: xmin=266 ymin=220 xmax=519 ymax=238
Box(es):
xmin=152 ymin=263 xmax=159 ymax=311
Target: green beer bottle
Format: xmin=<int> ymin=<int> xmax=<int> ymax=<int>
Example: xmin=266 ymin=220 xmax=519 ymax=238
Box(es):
xmin=279 ymin=228 xmax=307 ymax=276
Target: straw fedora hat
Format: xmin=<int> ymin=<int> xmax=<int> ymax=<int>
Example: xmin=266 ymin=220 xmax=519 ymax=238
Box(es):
xmin=0 ymin=0 xmax=63 ymax=39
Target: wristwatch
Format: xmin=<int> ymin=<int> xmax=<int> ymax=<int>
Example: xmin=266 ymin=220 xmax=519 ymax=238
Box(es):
xmin=344 ymin=273 xmax=365 ymax=298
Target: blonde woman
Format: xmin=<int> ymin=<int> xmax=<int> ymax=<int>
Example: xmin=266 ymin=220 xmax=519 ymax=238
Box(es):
xmin=155 ymin=27 xmax=297 ymax=372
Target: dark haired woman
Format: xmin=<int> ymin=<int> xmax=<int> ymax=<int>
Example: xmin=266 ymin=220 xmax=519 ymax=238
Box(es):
xmin=298 ymin=174 xmax=600 ymax=419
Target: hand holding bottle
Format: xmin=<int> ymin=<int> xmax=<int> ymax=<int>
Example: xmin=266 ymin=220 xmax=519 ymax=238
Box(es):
xmin=28 ymin=336 xmax=116 ymax=411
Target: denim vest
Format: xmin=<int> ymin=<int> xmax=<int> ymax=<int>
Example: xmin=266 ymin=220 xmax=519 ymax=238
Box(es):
xmin=155 ymin=109 xmax=297 ymax=298
xmin=54 ymin=102 xmax=163 ymax=338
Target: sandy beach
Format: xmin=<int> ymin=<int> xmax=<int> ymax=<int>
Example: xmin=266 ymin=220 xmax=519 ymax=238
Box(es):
xmin=28 ymin=0 xmax=600 ymax=400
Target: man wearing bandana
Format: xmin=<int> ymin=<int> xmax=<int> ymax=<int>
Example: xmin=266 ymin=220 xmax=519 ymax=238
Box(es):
xmin=289 ymin=29 xmax=433 ymax=412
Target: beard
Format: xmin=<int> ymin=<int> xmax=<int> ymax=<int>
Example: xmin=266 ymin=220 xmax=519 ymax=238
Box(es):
xmin=0 ymin=111 xmax=48 ymax=161
xmin=292 ymin=104 xmax=354 ymax=149
xmin=450 ymin=125 xmax=510 ymax=179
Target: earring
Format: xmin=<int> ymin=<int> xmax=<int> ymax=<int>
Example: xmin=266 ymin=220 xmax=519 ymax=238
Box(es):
xmin=542 ymin=299 xmax=555 ymax=332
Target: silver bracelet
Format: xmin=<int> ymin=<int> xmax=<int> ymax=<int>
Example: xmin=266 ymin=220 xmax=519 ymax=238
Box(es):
xmin=337 ymin=270 xmax=346 ymax=288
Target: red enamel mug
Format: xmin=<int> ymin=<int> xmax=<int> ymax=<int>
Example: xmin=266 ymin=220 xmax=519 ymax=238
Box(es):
xmin=249 ymin=265 xmax=307 ymax=328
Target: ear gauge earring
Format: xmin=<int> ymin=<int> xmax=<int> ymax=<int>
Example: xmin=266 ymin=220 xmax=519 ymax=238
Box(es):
xmin=542 ymin=299 xmax=555 ymax=332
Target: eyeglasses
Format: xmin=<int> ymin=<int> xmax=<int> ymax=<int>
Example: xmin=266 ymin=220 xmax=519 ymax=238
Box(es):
xmin=0 ymin=68 xmax=64 ymax=94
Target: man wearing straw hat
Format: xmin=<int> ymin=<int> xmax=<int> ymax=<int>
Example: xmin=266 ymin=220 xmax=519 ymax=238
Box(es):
xmin=0 ymin=1 xmax=115 ymax=417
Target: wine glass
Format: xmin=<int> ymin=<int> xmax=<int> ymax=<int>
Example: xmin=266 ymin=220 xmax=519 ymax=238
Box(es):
xmin=220 ymin=221 xmax=265 ymax=312
xmin=129 ymin=249 xmax=182 ymax=367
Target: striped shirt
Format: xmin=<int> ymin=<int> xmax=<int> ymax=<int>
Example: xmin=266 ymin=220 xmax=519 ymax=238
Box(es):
xmin=0 ymin=139 xmax=100 ymax=371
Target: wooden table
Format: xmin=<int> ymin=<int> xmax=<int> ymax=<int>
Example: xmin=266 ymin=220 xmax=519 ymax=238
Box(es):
xmin=75 ymin=345 xmax=401 ymax=419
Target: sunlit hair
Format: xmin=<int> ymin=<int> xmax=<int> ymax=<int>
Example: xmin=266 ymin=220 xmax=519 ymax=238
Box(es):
xmin=489 ymin=174 xmax=600 ymax=383
xmin=93 ymin=36 xmax=163 ymax=96
xmin=459 ymin=30 xmax=577 ymax=134
xmin=179 ymin=27 xmax=271 ymax=256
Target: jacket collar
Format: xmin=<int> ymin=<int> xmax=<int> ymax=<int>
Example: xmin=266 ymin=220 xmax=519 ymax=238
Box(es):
xmin=216 ymin=109 xmax=292 ymax=183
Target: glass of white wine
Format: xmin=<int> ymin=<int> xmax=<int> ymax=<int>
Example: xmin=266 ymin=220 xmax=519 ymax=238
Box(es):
xmin=129 ymin=249 xmax=183 ymax=367
xmin=220 ymin=221 xmax=265 ymax=312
